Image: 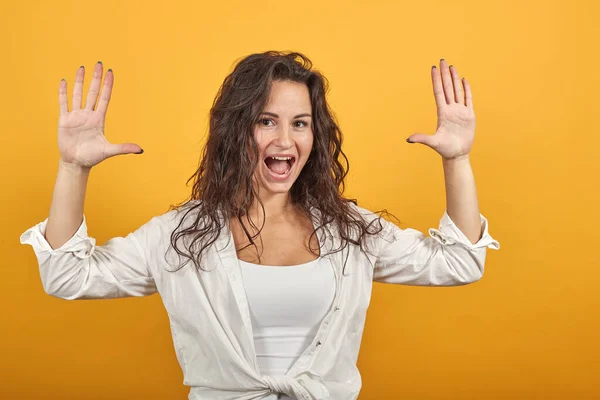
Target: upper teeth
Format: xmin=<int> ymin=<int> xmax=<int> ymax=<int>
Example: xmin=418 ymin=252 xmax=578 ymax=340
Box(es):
xmin=270 ymin=156 xmax=292 ymax=160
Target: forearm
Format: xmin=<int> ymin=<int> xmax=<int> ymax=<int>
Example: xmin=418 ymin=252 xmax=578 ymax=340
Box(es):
xmin=45 ymin=160 xmax=91 ymax=250
xmin=442 ymin=155 xmax=482 ymax=244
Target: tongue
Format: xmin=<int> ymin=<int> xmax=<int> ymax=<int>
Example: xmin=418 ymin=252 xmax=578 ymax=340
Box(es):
xmin=265 ymin=158 xmax=290 ymax=175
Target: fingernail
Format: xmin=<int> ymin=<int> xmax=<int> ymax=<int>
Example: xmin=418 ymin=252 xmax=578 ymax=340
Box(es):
xmin=79 ymin=65 xmax=84 ymax=69
xmin=406 ymin=138 xmax=413 ymax=143
xmin=450 ymin=65 xmax=454 ymax=68
xmin=108 ymin=68 xmax=112 ymax=72
xmin=440 ymin=58 xmax=445 ymax=62
xmin=432 ymin=65 xmax=436 ymax=69
xmin=97 ymin=61 xmax=102 ymax=65
xmin=135 ymin=149 xmax=144 ymax=154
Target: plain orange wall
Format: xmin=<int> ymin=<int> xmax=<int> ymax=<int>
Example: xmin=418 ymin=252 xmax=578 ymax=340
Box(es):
xmin=2 ymin=0 xmax=598 ymax=398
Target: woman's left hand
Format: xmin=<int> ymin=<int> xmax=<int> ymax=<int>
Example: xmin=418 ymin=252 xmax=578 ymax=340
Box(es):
xmin=406 ymin=59 xmax=475 ymax=161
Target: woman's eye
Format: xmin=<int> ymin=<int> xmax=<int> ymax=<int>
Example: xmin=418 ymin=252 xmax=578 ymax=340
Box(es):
xmin=258 ymin=118 xmax=308 ymax=128
xmin=294 ymin=120 xmax=308 ymax=128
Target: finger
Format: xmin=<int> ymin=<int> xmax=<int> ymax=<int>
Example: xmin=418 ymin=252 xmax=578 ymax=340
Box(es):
xmin=85 ymin=61 xmax=103 ymax=111
xmin=431 ymin=66 xmax=446 ymax=108
xmin=96 ymin=69 xmax=113 ymax=116
xmin=72 ymin=66 xmax=85 ymax=111
xmin=406 ymin=132 xmax=439 ymax=150
xmin=58 ymin=79 xmax=68 ymax=116
xmin=449 ymin=65 xmax=464 ymax=105
xmin=439 ymin=59 xmax=454 ymax=104
xmin=463 ymin=77 xmax=474 ymax=109
xmin=104 ymin=142 xmax=144 ymax=159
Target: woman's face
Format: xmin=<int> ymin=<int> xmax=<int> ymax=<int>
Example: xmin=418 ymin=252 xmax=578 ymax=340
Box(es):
xmin=252 ymin=80 xmax=314 ymax=196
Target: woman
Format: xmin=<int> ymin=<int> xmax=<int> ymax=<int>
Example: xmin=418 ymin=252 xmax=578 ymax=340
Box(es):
xmin=20 ymin=51 xmax=500 ymax=399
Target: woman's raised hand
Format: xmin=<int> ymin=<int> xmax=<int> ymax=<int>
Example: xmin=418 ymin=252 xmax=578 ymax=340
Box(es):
xmin=58 ymin=62 xmax=143 ymax=169
xmin=406 ymin=59 xmax=476 ymax=161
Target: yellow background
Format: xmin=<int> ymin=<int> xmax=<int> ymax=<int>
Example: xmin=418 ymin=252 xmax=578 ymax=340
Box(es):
xmin=2 ymin=0 xmax=598 ymax=398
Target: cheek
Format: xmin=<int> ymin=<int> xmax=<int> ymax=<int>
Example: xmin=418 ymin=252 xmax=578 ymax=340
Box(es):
xmin=252 ymin=129 xmax=268 ymax=156
xmin=253 ymin=128 xmax=261 ymax=147
xmin=302 ymin=131 xmax=315 ymax=156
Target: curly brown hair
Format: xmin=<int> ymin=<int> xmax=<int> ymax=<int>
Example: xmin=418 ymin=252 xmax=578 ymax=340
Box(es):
xmin=165 ymin=50 xmax=398 ymax=274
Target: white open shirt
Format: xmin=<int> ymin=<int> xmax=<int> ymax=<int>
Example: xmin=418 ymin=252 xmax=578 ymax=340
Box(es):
xmin=20 ymin=201 xmax=500 ymax=399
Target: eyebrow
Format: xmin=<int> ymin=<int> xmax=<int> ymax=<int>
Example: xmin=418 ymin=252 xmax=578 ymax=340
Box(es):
xmin=260 ymin=111 xmax=312 ymax=119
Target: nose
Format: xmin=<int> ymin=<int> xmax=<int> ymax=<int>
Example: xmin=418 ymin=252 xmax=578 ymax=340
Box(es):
xmin=274 ymin=124 xmax=293 ymax=149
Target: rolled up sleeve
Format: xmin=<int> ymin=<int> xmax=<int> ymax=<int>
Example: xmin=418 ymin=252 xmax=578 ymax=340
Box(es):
xmin=372 ymin=209 xmax=500 ymax=286
xmin=20 ymin=215 xmax=157 ymax=300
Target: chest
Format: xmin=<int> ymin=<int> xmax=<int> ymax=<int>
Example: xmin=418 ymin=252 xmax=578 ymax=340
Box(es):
xmin=230 ymin=217 xmax=320 ymax=266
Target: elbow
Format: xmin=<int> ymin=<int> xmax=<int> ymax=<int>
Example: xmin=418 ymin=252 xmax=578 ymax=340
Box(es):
xmin=460 ymin=268 xmax=484 ymax=285
xmin=43 ymin=288 xmax=76 ymax=300
xmin=39 ymin=265 xmax=87 ymax=300
xmin=41 ymin=277 xmax=81 ymax=300
xmin=443 ymin=267 xmax=483 ymax=286
xmin=442 ymin=247 xmax=486 ymax=285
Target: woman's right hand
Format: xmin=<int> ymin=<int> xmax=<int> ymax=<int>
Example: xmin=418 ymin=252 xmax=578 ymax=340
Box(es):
xmin=58 ymin=62 xmax=143 ymax=169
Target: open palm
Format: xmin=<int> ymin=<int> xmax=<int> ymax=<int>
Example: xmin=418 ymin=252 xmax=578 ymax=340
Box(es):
xmin=407 ymin=59 xmax=475 ymax=160
xmin=58 ymin=62 xmax=142 ymax=169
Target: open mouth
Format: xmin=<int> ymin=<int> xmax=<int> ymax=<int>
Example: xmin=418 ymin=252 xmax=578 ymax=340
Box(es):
xmin=264 ymin=155 xmax=296 ymax=177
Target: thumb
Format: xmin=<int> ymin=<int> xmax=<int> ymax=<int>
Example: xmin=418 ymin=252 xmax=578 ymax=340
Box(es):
xmin=105 ymin=143 xmax=144 ymax=159
xmin=406 ymin=133 xmax=436 ymax=149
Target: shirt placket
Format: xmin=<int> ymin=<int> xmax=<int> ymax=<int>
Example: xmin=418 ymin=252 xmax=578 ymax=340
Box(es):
xmin=218 ymin=227 xmax=261 ymax=373
xmin=285 ymin=240 xmax=347 ymax=377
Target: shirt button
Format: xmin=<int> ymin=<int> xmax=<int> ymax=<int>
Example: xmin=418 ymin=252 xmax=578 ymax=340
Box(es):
xmin=334 ymin=306 xmax=340 ymax=311
xmin=316 ymin=341 xmax=322 ymax=346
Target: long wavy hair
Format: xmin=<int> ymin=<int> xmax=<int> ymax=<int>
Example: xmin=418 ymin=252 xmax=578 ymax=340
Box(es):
xmin=165 ymin=50 xmax=399 ymax=274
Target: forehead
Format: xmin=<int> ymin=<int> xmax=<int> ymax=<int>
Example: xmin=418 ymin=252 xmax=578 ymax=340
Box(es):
xmin=264 ymin=80 xmax=311 ymax=111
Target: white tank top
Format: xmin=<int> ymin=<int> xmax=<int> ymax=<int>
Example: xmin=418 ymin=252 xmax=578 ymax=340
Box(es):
xmin=239 ymin=256 xmax=335 ymax=398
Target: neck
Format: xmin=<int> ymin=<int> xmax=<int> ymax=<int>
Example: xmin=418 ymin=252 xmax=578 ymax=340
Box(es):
xmin=248 ymin=190 xmax=296 ymax=222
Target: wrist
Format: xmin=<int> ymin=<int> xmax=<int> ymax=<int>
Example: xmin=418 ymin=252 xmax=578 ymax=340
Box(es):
xmin=442 ymin=154 xmax=470 ymax=164
xmin=58 ymin=159 xmax=91 ymax=174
